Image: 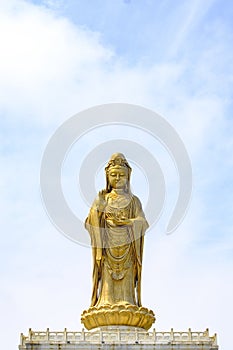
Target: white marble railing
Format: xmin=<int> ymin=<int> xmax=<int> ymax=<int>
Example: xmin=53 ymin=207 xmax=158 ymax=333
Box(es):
xmin=20 ymin=328 xmax=217 ymax=346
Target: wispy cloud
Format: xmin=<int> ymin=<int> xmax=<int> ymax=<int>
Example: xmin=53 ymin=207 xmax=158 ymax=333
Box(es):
xmin=168 ymin=0 xmax=216 ymax=57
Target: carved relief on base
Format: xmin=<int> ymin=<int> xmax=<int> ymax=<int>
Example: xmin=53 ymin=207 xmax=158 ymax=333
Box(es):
xmin=81 ymin=303 xmax=155 ymax=331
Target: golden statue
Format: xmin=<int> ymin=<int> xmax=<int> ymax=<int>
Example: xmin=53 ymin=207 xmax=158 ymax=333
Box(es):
xmin=81 ymin=153 xmax=155 ymax=330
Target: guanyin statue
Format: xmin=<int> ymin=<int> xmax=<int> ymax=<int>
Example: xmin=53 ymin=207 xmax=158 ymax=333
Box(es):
xmin=81 ymin=153 xmax=155 ymax=330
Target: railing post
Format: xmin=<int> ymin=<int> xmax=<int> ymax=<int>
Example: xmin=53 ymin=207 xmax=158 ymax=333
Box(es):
xmin=99 ymin=329 xmax=103 ymax=343
xmin=153 ymin=328 xmax=156 ymax=342
xmin=135 ymin=328 xmax=139 ymax=343
xmin=213 ymin=333 xmax=217 ymax=345
xmin=188 ymin=328 xmax=192 ymax=341
xmin=29 ymin=328 xmax=32 ymax=341
xmin=46 ymin=328 xmax=49 ymax=341
xmin=64 ymin=328 xmax=67 ymax=342
xmin=81 ymin=328 xmax=85 ymax=341
xmin=117 ymin=328 xmax=121 ymax=342
xmin=20 ymin=333 xmax=24 ymax=346
xmin=170 ymin=328 xmax=174 ymax=342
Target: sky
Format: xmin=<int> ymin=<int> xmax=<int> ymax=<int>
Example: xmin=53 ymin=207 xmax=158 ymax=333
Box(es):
xmin=0 ymin=0 xmax=233 ymax=349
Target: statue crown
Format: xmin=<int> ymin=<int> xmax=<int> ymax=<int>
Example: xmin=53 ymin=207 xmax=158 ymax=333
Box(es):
xmin=107 ymin=157 xmax=128 ymax=167
xmin=105 ymin=153 xmax=131 ymax=172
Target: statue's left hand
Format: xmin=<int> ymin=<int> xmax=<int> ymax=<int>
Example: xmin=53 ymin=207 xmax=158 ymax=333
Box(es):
xmin=113 ymin=218 xmax=133 ymax=226
xmin=97 ymin=190 xmax=107 ymax=211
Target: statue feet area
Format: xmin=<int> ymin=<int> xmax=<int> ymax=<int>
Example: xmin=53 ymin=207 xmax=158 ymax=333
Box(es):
xmin=81 ymin=303 xmax=155 ymax=330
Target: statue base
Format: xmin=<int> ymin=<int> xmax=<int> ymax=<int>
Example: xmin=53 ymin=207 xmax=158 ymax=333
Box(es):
xmin=81 ymin=303 xmax=155 ymax=330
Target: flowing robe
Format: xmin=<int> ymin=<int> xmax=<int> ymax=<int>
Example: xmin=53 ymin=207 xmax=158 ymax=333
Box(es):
xmin=85 ymin=190 xmax=148 ymax=307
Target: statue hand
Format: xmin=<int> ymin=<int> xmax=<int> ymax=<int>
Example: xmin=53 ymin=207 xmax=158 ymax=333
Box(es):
xmin=113 ymin=218 xmax=133 ymax=226
xmin=97 ymin=190 xmax=107 ymax=212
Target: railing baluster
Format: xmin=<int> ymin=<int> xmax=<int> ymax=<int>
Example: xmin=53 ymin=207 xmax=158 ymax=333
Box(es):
xmin=19 ymin=327 xmax=218 ymax=347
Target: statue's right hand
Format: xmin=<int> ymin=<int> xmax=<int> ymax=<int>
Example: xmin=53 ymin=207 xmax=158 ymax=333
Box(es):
xmin=97 ymin=190 xmax=106 ymax=211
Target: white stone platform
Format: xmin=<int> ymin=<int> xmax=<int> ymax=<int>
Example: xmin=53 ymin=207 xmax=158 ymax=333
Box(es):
xmin=19 ymin=327 xmax=218 ymax=349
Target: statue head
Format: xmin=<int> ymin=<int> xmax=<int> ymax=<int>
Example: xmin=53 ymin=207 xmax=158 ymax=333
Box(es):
xmin=105 ymin=153 xmax=132 ymax=192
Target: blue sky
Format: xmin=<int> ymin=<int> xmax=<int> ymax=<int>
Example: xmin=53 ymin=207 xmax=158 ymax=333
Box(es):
xmin=0 ymin=0 xmax=233 ymax=349
xmin=31 ymin=0 xmax=233 ymax=64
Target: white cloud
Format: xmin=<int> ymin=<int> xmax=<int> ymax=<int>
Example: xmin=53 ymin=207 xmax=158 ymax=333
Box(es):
xmin=0 ymin=0 xmax=113 ymax=123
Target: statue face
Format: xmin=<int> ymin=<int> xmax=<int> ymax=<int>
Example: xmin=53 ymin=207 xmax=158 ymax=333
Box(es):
xmin=108 ymin=167 xmax=128 ymax=190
